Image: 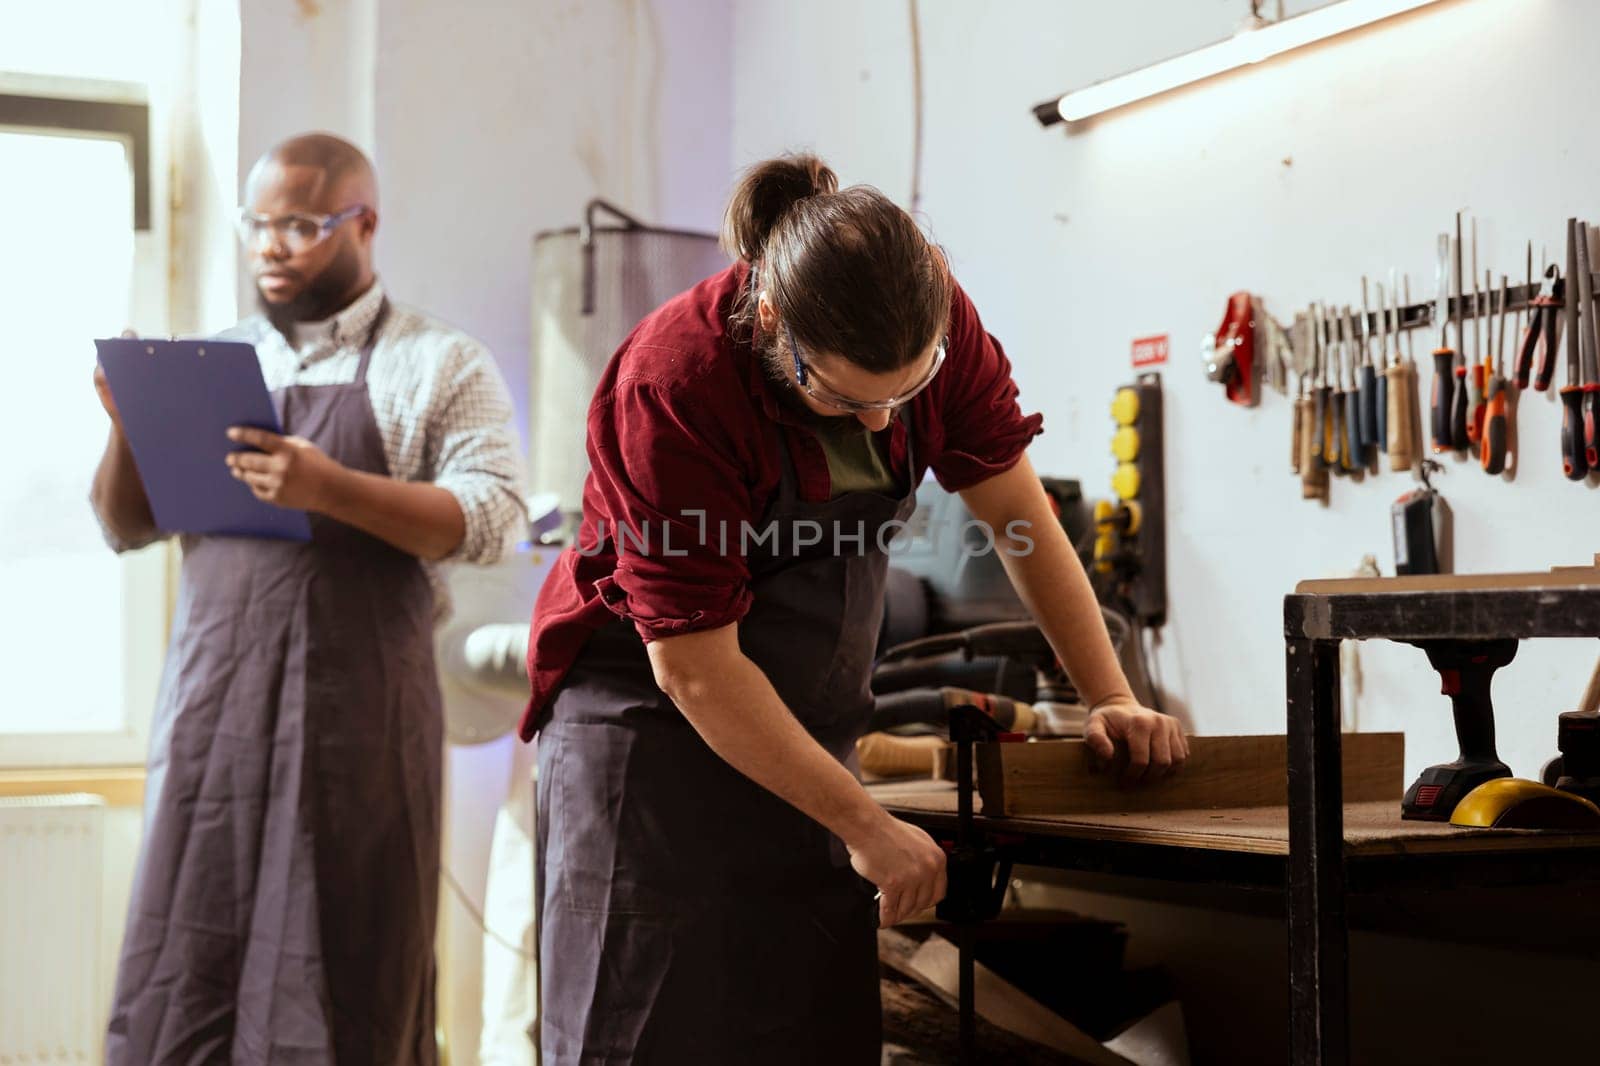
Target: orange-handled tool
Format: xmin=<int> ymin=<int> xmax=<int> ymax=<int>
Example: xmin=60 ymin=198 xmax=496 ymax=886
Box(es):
xmin=1481 ymin=275 xmax=1509 ymax=475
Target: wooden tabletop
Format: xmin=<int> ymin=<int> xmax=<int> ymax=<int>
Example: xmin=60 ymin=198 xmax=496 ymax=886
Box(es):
xmin=873 ymin=782 xmax=1600 ymax=858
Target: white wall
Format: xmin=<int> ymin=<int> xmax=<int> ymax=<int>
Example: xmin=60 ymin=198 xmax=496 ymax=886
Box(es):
xmin=731 ymin=0 xmax=1599 ymax=785
xmin=373 ymin=0 xmax=735 ymax=434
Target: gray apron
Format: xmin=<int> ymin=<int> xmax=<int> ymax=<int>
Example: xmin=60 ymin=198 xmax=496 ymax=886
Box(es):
xmin=107 ymin=302 xmax=443 ymax=1066
xmin=534 ymin=416 xmax=918 ymax=1065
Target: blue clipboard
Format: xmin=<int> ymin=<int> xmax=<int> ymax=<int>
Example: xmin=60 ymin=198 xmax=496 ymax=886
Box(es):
xmin=95 ymin=338 xmax=313 ymax=541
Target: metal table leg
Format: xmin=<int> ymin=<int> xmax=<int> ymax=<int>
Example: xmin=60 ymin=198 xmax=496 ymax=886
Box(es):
xmin=1286 ymin=637 xmax=1350 ymax=1066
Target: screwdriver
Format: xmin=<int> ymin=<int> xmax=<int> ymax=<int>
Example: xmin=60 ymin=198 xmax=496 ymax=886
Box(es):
xmin=1328 ymin=310 xmax=1347 ymax=474
xmin=1482 ymin=274 xmax=1509 ymax=476
xmin=1388 ymin=273 xmax=1418 ymax=471
xmin=1291 ymin=312 xmax=1306 ymax=475
xmin=1300 ymin=311 xmax=1330 ymax=500
xmin=1477 ymin=268 xmax=1495 ymax=446
xmin=1374 ymin=276 xmax=1390 ymax=457
xmin=1406 ymin=275 xmax=1425 ymax=460
xmin=1359 ymin=278 xmax=1378 ymax=454
xmin=1431 ymin=232 xmax=1458 ymax=453
xmin=1313 ymin=303 xmax=1332 ymax=470
xmin=1450 ymin=215 xmax=1471 ymax=449
xmin=1580 ymin=221 xmax=1600 ymax=470
xmin=1460 ymin=217 xmax=1484 ymax=447
xmin=1514 ymin=241 xmax=1539 ymax=389
xmin=1561 ymin=217 xmax=1589 ymax=480
xmin=1342 ymin=306 xmax=1362 ymax=472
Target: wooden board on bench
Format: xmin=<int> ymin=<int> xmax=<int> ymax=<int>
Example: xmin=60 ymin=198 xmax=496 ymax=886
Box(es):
xmin=975 ymin=733 xmax=1404 ymax=817
xmin=1295 ymin=556 xmax=1600 ymax=595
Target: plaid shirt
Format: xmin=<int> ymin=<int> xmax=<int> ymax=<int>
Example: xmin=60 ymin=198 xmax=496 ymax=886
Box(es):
xmin=109 ymin=281 xmax=526 ymax=616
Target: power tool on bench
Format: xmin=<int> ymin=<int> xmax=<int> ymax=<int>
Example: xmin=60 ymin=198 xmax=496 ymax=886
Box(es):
xmin=1541 ymin=652 xmax=1600 ymax=806
xmin=1435 ymin=647 xmax=1600 ymax=830
xmin=1400 ymin=638 xmax=1517 ymax=821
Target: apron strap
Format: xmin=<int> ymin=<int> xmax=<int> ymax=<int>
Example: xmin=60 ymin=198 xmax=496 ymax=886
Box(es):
xmin=354 ymin=297 xmax=391 ymax=387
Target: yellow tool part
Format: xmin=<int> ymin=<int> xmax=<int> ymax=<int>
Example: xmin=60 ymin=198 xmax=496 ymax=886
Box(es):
xmin=1111 ymin=387 xmax=1140 ymax=426
xmin=1449 ymin=778 xmax=1600 ymax=830
xmin=1111 ymin=462 xmax=1141 ymax=500
xmin=1094 ymin=498 xmax=1140 ymax=534
xmin=1112 ymin=426 xmax=1140 ymax=462
xmin=1093 ymin=530 xmax=1115 ymax=573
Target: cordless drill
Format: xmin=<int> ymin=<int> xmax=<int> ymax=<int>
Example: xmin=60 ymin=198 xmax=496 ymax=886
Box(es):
xmin=1400 ymin=639 xmax=1518 ymax=821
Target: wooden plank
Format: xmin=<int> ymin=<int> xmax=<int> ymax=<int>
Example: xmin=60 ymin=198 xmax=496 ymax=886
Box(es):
xmin=874 ymin=792 xmax=1600 ymax=858
xmin=975 ymin=734 xmax=1404 ymax=817
xmin=1295 ymin=569 xmax=1600 ymax=595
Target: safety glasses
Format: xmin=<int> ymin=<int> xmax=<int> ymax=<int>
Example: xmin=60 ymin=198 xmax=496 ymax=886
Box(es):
xmin=785 ymin=324 xmax=946 ymax=413
xmin=235 ymin=204 xmax=369 ymax=255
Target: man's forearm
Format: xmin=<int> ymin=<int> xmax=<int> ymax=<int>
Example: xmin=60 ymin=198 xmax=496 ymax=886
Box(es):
xmin=963 ymin=457 xmax=1134 ymax=709
xmin=90 ymin=429 xmax=159 ymax=548
xmin=999 ymin=518 xmax=1133 ymax=708
xmin=318 ymin=466 xmax=466 ymax=561
xmin=650 ymin=637 xmax=883 ymax=846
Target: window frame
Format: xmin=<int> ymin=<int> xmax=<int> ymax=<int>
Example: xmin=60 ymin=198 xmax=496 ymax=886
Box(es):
xmin=0 ymin=72 xmax=174 ymax=769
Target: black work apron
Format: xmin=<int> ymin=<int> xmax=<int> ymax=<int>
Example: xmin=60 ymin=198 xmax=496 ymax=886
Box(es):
xmin=107 ymin=302 xmax=443 ymax=1066
xmin=534 ymin=416 xmax=918 ymax=1065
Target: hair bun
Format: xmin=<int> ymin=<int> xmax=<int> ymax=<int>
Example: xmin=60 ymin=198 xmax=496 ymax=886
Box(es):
xmin=721 ymin=153 xmax=839 ymax=262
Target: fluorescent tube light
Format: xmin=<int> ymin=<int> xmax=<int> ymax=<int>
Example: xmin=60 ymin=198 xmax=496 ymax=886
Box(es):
xmin=1034 ymin=0 xmax=1446 ymax=126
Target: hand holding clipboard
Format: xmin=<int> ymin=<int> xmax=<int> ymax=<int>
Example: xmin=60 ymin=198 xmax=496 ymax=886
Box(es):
xmin=94 ymin=337 xmax=312 ymax=541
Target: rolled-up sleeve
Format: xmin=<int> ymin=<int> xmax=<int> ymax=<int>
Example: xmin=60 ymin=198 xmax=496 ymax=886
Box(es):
xmin=925 ymin=282 xmax=1044 ymax=492
xmin=427 ymin=341 xmax=527 ymax=564
xmin=587 ymin=368 xmax=756 ymax=643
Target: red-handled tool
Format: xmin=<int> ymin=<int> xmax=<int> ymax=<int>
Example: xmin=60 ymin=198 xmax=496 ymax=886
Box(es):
xmin=1532 ymin=248 xmax=1565 ymax=392
xmin=1462 ymin=219 xmax=1485 ymax=447
xmin=1561 ymin=218 xmax=1589 ymax=480
xmin=1450 ymin=214 xmax=1471 ymax=450
xmin=1579 ymin=222 xmax=1600 ymax=469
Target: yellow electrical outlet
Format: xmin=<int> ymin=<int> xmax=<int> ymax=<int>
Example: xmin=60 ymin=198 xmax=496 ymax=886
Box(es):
xmin=1112 ymin=387 xmax=1140 ymax=426
xmin=1112 ymin=426 xmax=1140 ymax=462
xmin=1112 ymin=462 xmax=1141 ymax=500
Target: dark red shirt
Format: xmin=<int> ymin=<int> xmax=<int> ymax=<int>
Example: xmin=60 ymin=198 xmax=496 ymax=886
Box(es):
xmin=519 ymin=263 xmax=1043 ymax=737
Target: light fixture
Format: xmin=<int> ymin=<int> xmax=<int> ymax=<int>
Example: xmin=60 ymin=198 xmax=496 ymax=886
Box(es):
xmin=1033 ymin=0 xmax=1447 ymax=127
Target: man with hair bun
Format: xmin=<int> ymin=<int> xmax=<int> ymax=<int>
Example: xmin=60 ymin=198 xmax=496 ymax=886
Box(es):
xmin=522 ymin=152 xmax=1185 ymax=1063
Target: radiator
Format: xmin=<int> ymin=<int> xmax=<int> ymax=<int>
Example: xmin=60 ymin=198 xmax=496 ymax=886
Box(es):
xmin=0 ymin=794 xmax=105 ymax=1064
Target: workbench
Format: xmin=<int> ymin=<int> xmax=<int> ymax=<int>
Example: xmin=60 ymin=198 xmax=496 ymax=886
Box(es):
xmin=1283 ymin=575 xmax=1600 ymax=1066
xmin=877 ymin=574 xmax=1600 ymax=1066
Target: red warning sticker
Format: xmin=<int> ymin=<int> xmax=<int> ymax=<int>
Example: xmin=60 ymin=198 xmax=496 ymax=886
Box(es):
xmin=1131 ymin=334 xmax=1169 ymax=368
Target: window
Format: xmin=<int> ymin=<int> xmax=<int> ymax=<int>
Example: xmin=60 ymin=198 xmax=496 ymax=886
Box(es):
xmin=0 ymin=74 xmax=171 ymax=767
